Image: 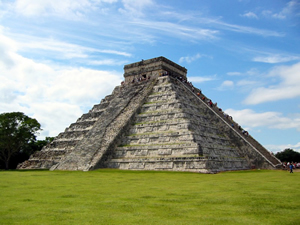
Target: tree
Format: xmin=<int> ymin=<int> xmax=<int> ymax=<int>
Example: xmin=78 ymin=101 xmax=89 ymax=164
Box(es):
xmin=0 ymin=112 xmax=41 ymax=169
xmin=275 ymin=148 xmax=300 ymax=163
xmin=6 ymin=136 xmax=55 ymax=169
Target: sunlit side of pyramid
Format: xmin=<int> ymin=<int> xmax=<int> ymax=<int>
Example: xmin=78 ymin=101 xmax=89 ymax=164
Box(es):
xmin=18 ymin=57 xmax=281 ymax=173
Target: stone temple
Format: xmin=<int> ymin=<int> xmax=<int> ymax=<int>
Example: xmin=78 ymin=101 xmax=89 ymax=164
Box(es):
xmin=18 ymin=57 xmax=281 ymax=173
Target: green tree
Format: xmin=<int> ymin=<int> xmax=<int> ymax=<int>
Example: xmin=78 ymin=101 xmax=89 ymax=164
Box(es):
xmin=7 ymin=136 xmax=55 ymax=169
xmin=0 ymin=112 xmax=41 ymax=169
xmin=275 ymin=148 xmax=300 ymax=163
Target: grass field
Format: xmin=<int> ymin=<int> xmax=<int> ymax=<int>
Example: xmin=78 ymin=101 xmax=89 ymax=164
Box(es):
xmin=0 ymin=169 xmax=299 ymax=225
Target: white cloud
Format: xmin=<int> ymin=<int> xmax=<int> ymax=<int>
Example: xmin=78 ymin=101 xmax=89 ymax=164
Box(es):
xmin=227 ymin=68 xmax=260 ymax=77
xmin=179 ymin=53 xmax=205 ymax=64
xmin=119 ymin=0 xmax=154 ymax=17
xmin=188 ymin=75 xmax=216 ymax=83
xmin=131 ymin=20 xmax=219 ymax=41
xmin=88 ymin=59 xmax=129 ymax=66
xmin=225 ymin=109 xmax=300 ymax=131
xmin=241 ymin=12 xmax=258 ymax=19
xmin=272 ymin=0 xmax=300 ymax=19
xmin=244 ymin=62 xmax=300 ymax=104
xmin=266 ymin=142 xmax=300 ymax=153
xmin=0 ymin=32 xmax=122 ymax=139
xmin=11 ymin=34 xmax=132 ymax=60
xmin=218 ymin=80 xmax=234 ymax=90
xmin=262 ymin=0 xmax=300 ymax=20
xmin=253 ymin=54 xmax=300 ymax=63
xmin=208 ymin=19 xmax=284 ymax=37
xmin=13 ymin=0 xmax=117 ymax=19
xmin=227 ymin=72 xmax=242 ymax=76
xmin=14 ymin=0 xmax=89 ymax=18
xmin=236 ymin=80 xmax=259 ymax=87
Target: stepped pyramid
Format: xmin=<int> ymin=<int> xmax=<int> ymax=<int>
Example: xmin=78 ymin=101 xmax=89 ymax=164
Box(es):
xmin=18 ymin=57 xmax=281 ymax=173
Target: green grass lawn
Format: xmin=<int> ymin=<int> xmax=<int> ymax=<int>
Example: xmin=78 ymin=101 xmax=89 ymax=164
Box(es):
xmin=0 ymin=169 xmax=299 ymax=225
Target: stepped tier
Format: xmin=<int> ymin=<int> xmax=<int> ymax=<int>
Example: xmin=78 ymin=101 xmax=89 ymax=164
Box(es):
xmin=18 ymin=56 xmax=281 ymax=173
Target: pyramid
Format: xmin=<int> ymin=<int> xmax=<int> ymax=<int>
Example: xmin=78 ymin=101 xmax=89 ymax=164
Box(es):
xmin=18 ymin=57 xmax=281 ymax=173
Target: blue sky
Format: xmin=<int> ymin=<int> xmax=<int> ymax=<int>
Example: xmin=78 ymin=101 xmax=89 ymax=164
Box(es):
xmin=0 ymin=0 xmax=299 ymax=153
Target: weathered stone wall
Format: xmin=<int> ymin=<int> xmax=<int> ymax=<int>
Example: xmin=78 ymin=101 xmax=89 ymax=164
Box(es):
xmin=124 ymin=56 xmax=187 ymax=83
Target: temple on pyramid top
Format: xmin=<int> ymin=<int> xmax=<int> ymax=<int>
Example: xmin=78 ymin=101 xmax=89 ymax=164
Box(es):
xmin=18 ymin=56 xmax=282 ymax=173
xmin=124 ymin=56 xmax=187 ymax=83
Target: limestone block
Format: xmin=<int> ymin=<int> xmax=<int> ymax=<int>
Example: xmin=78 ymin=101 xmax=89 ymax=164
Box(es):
xmin=135 ymin=150 xmax=148 ymax=156
xmin=185 ymin=161 xmax=206 ymax=169
xmin=129 ymin=163 xmax=145 ymax=169
xmin=158 ymin=149 xmax=172 ymax=155
xmin=155 ymin=162 xmax=173 ymax=169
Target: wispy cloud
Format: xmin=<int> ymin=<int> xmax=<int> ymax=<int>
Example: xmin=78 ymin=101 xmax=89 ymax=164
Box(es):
xmin=253 ymin=54 xmax=300 ymax=63
xmin=241 ymin=12 xmax=258 ymax=19
xmin=227 ymin=68 xmax=260 ymax=77
xmin=188 ymin=75 xmax=216 ymax=83
xmin=88 ymin=59 xmax=129 ymax=66
xmin=131 ymin=20 xmax=219 ymax=41
xmin=211 ymin=20 xmax=284 ymax=37
xmin=179 ymin=53 xmax=211 ymax=64
xmin=16 ymin=36 xmax=132 ymax=58
xmin=272 ymin=0 xmax=300 ymax=19
xmin=266 ymin=142 xmax=300 ymax=153
xmin=227 ymin=72 xmax=242 ymax=76
xmin=119 ymin=0 xmax=154 ymax=18
xmin=217 ymin=80 xmax=234 ymax=91
xmin=262 ymin=0 xmax=300 ymax=19
xmin=244 ymin=62 xmax=300 ymax=104
xmin=13 ymin=0 xmax=118 ymax=19
xmin=225 ymin=108 xmax=300 ymax=131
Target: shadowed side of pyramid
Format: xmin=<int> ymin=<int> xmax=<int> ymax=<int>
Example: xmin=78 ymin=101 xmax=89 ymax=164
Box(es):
xmin=18 ymin=57 xmax=281 ymax=173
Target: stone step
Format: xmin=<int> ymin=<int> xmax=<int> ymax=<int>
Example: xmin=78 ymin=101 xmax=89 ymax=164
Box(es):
xmin=122 ymin=131 xmax=195 ymax=146
xmin=140 ymin=100 xmax=183 ymax=113
xmin=17 ymin=159 xmax=58 ymax=169
xmin=67 ymin=120 xmax=96 ymax=131
xmin=136 ymin=111 xmax=215 ymax=126
xmin=56 ymin=130 xmax=89 ymax=140
xmin=146 ymin=94 xmax=178 ymax=102
xmin=110 ymin=156 xmax=206 ymax=163
xmin=113 ymin=146 xmax=200 ymax=158
xmin=48 ymin=140 xmax=79 ymax=149
xmin=106 ymin=157 xmax=248 ymax=172
xmin=30 ymin=149 xmax=67 ymax=160
xmin=152 ymin=84 xmax=173 ymax=93
xmin=140 ymin=99 xmax=209 ymax=117
xmin=136 ymin=110 xmax=186 ymax=120
xmin=201 ymin=146 xmax=240 ymax=157
xmin=90 ymin=102 xmax=110 ymax=112
xmin=129 ymin=121 xmax=190 ymax=134
xmin=117 ymin=142 xmax=199 ymax=149
xmin=193 ymin=132 xmax=231 ymax=142
xmin=76 ymin=111 xmax=103 ymax=122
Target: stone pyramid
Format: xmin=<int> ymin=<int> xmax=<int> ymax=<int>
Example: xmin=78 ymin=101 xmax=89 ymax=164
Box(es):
xmin=18 ymin=57 xmax=281 ymax=173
